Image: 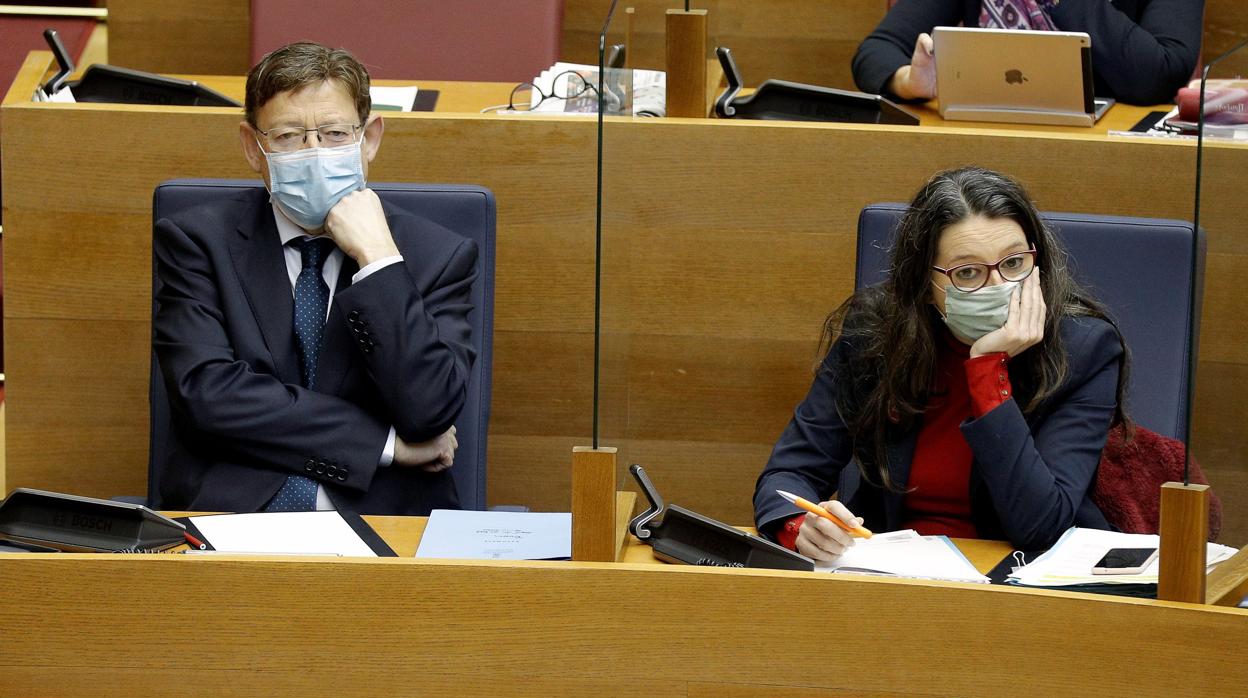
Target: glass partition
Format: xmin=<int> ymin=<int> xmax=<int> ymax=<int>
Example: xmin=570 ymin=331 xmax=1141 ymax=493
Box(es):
xmin=1191 ymin=40 xmax=1248 ymax=549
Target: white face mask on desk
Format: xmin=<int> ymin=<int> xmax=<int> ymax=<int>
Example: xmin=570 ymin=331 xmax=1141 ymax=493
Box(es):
xmin=935 ymin=280 xmax=1019 ymax=343
xmin=261 ymin=137 xmax=365 ymax=229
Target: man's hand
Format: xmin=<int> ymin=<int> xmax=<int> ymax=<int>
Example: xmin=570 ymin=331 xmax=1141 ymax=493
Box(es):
xmin=323 ymin=189 xmax=401 ymax=266
xmin=888 ymin=32 xmax=937 ymax=101
xmin=394 ymin=426 xmax=459 ymax=473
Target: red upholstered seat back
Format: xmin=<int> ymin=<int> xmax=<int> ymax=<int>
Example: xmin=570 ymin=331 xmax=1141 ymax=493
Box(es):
xmin=250 ymin=0 xmax=563 ymax=82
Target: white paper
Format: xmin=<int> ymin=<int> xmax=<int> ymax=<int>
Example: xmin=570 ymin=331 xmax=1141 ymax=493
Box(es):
xmin=415 ymin=509 xmax=571 ymax=560
xmin=816 ymin=529 xmax=990 ymax=583
xmin=188 ymin=511 xmax=377 ymax=557
xmin=1007 ymin=527 xmax=1238 ymax=587
xmin=34 ymin=86 xmax=75 ymax=103
xmin=369 ymin=85 xmax=419 ymax=112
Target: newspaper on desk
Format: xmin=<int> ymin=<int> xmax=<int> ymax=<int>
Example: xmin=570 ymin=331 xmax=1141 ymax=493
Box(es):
xmin=521 ymin=62 xmax=665 ymax=117
xmin=1007 ymin=527 xmax=1238 ymax=587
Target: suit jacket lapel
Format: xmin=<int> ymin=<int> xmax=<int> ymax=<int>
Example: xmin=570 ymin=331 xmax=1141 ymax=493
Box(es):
xmin=229 ymin=191 xmax=300 ymax=386
xmin=314 ymin=252 xmax=361 ymax=396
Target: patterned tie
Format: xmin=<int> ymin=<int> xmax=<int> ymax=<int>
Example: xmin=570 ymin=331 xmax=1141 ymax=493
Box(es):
xmin=265 ymin=237 xmax=337 ymax=512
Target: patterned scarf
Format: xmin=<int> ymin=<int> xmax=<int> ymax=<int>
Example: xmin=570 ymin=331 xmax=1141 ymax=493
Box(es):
xmin=979 ymin=0 xmax=1057 ymax=31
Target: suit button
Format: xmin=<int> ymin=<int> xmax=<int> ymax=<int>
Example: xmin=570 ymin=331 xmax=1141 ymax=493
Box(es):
xmin=337 ymin=472 xmax=347 ymax=481
xmin=316 ymin=460 xmax=327 ymax=475
xmin=304 ymin=459 xmax=315 ymax=472
xmin=326 ymin=464 xmax=338 ymax=477
xmin=347 ymin=310 xmax=360 ymax=321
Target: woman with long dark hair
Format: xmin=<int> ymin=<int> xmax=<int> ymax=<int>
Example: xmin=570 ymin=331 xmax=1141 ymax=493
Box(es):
xmin=754 ymin=166 xmax=1131 ymax=558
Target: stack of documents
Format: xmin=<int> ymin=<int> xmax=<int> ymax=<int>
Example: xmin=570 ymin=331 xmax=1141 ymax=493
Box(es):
xmin=1007 ymin=527 xmax=1238 ymax=588
xmin=816 ymin=529 xmax=990 ymax=584
xmin=369 ymin=85 xmax=419 ymax=112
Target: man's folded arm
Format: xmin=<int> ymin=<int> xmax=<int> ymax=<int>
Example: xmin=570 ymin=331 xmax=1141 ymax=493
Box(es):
xmin=154 ymin=217 xmax=387 ymax=492
xmin=334 ymin=236 xmax=479 ymax=443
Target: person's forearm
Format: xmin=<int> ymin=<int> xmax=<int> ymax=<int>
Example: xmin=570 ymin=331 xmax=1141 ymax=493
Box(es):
xmin=1046 ymin=0 xmax=1202 ymax=104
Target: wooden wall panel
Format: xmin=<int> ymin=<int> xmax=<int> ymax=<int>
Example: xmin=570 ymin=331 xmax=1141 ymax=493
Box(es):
xmin=562 ymin=0 xmax=888 ymax=90
xmin=103 ymin=1 xmax=1243 ymax=92
xmin=4 ymin=60 xmax=1247 ymax=545
xmin=1203 ymin=0 xmax=1248 ymax=75
xmin=1 ymin=553 xmax=1246 ymax=695
xmin=106 ymin=0 xmax=252 ymax=75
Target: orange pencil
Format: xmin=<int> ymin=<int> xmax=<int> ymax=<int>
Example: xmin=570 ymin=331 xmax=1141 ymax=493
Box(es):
xmin=776 ymin=490 xmax=873 ymax=539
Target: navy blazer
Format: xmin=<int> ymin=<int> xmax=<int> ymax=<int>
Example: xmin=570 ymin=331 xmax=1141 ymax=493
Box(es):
xmin=851 ymin=0 xmax=1203 ymax=106
xmin=754 ymin=312 xmax=1122 ymax=550
xmin=154 ymin=187 xmax=477 ymax=514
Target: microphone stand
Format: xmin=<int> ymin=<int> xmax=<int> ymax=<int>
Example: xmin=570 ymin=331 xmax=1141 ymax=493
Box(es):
xmin=1156 ymin=38 xmax=1248 ymax=604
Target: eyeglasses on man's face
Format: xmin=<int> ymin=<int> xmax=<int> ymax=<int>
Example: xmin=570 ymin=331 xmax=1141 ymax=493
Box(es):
xmin=256 ymin=123 xmax=361 ymax=152
xmin=932 ymin=248 xmax=1037 ymax=292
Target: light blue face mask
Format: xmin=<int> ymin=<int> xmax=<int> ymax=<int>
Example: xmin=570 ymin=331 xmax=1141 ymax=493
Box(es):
xmin=261 ymin=137 xmax=365 ymax=229
xmin=935 ymin=280 xmax=1020 ymax=343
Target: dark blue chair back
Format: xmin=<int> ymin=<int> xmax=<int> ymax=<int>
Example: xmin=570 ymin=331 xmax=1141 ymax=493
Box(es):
xmin=150 ymin=179 xmax=495 ymax=509
xmin=856 ymin=204 xmax=1204 ymax=442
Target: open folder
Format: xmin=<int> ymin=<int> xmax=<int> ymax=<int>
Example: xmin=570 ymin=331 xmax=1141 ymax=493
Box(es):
xmin=816 ymin=529 xmax=990 ymax=584
xmin=181 ymin=511 xmax=396 ymax=557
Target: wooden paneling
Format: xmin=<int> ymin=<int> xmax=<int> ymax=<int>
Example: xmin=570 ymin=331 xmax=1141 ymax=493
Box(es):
xmin=1203 ymin=0 xmax=1248 ymax=75
xmin=4 ymin=56 xmax=1248 ymax=547
xmin=106 ymin=0 xmax=252 ymax=75
xmin=563 ymin=0 xmax=887 ymax=90
xmin=0 ymin=549 xmax=1245 ymax=696
xmin=102 ymin=1 xmax=1244 ymax=92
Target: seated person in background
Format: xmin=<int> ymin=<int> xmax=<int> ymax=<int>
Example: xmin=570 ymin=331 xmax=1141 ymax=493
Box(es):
xmin=852 ymin=0 xmax=1204 ymax=106
xmin=154 ymin=42 xmax=476 ymax=514
xmin=754 ymin=166 xmax=1131 ymax=559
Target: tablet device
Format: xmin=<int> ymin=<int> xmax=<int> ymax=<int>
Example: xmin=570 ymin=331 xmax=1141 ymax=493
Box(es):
xmin=934 ymin=27 xmax=1113 ymax=127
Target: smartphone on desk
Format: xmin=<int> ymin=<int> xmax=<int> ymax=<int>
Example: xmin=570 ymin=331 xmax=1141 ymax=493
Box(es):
xmin=1092 ymin=547 xmax=1159 ymax=575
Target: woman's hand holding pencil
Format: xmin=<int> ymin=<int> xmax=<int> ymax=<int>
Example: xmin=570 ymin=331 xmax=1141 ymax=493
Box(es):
xmin=777 ymin=490 xmax=872 ymax=562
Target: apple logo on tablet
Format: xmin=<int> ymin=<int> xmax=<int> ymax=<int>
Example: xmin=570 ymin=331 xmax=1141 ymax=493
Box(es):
xmin=1005 ymin=69 xmax=1028 ymax=85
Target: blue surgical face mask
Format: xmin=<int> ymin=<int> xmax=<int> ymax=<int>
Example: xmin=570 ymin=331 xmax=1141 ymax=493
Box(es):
xmin=260 ymin=137 xmax=365 ymax=229
xmin=934 ymin=280 xmax=1020 ymax=343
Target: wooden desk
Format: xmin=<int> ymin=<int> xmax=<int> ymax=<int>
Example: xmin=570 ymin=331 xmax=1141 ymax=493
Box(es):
xmin=3 ymin=52 xmax=1247 ymax=546
xmin=1 ymin=518 xmax=1244 ymax=695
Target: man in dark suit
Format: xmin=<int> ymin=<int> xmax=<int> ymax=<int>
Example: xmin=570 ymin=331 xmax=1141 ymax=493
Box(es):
xmin=153 ymin=42 xmax=475 ymax=514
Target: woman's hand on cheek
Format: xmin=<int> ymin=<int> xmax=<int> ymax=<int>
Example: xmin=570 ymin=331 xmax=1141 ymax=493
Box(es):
xmin=969 ymin=268 xmax=1045 ymax=358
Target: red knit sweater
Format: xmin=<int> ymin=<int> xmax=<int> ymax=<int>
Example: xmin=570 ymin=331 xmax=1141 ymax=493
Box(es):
xmin=777 ymin=332 xmax=1010 ymax=549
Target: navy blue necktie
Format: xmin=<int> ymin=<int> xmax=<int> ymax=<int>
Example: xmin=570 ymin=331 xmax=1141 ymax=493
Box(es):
xmin=265 ymin=237 xmax=337 ymax=512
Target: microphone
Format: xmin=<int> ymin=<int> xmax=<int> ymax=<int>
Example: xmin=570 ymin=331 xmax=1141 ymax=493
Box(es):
xmin=591 ymin=0 xmax=621 ymax=449
xmin=1187 ymin=37 xmax=1248 ymax=484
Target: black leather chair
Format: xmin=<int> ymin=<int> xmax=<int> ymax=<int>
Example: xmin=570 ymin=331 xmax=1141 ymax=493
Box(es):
xmin=856 ymin=204 xmax=1205 ymax=442
xmin=147 ymin=179 xmax=496 ymax=510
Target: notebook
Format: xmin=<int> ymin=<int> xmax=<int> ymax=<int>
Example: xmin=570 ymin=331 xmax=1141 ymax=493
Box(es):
xmin=933 ymin=27 xmax=1113 ymax=127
